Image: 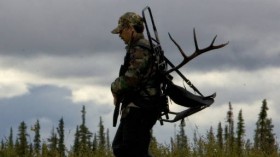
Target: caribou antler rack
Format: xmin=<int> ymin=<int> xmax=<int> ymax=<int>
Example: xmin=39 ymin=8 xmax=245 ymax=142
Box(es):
xmin=166 ymin=29 xmax=229 ymax=74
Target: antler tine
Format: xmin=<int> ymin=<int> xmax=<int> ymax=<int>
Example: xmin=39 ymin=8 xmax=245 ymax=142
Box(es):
xmin=211 ymin=35 xmax=218 ymax=46
xmin=168 ymin=33 xmax=188 ymax=59
xmin=193 ymin=28 xmax=199 ymax=51
xmin=165 ymin=28 xmax=229 ymax=75
xmin=166 ymin=33 xmax=189 ymax=74
xmin=197 ymin=29 xmax=229 ymax=54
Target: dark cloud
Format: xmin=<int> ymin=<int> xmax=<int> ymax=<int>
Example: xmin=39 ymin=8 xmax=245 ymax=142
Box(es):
xmin=1 ymin=0 xmax=279 ymax=71
xmin=0 ymin=86 xmax=78 ymax=130
xmin=0 ymin=85 xmax=113 ymax=146
xmin=0 ymin=0 xmax=119 ymax=56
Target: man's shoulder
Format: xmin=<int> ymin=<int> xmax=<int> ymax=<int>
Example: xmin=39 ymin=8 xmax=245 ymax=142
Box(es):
xmin=134 ymin=38 xmax=151 ymax=50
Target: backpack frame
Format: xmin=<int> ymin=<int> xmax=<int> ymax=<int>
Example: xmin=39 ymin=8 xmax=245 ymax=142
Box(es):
xmin=142 ymin=6 xmax=216 ymax=124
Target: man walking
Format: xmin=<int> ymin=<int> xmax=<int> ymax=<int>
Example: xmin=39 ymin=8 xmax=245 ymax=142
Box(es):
xmin=111 ymin=12 xmax=162 ymax=157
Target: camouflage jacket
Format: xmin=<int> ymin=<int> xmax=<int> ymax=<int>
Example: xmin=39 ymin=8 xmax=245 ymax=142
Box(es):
xmin=111 ymin=35 xmax=159 ymax=101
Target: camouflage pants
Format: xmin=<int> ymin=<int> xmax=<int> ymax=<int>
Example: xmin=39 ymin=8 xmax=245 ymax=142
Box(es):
xmin=112 ymin=106 xmax=159 ymax=157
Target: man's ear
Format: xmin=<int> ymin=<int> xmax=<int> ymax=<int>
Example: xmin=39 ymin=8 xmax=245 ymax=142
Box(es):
xmin=127 ymin=26 xmax=134 ymax=32
xmin=131 ymin=28 xmax=136 ymax=34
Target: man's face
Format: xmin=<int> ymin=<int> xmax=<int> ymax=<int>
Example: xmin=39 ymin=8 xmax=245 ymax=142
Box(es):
xmin=119 ymin=27 xmax=134 ymax=44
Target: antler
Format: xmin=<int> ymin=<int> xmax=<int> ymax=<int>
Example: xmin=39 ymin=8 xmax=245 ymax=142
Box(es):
xmin=166 ymin=28 xmax=229 ymax=74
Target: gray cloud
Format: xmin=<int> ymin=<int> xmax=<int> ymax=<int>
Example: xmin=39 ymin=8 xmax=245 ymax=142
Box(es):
xmin=0 ymin=85 xmax=77 ymax=124
xmin=1 ymin=0 xmax=279 ymax=71
xmin=0 ymin=0 xmax=119 ymax=56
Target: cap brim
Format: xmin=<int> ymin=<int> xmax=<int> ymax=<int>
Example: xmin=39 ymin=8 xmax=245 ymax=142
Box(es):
xmin=111 ymin=26 xmax=121 ymax=34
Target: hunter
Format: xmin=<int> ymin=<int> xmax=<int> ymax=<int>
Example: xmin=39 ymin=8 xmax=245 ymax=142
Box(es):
xmin=111 ymin=12 xmax=162 ymax=157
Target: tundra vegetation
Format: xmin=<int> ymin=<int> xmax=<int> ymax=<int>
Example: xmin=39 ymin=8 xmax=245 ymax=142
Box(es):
xmin=0 ymin=99 xmax=279 ymax=157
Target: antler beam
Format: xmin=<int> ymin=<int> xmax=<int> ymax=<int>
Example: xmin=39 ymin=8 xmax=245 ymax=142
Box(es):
xmin=166 ymin=28 xmax=229 ymax=74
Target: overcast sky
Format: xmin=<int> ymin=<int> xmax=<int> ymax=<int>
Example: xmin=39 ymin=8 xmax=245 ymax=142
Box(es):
xmin=1 ymin=0 xmax=279 ymax=148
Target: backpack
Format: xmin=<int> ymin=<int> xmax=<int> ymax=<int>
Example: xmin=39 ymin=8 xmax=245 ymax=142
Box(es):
xmin=142 ymin=6 xmax=217 ymax=124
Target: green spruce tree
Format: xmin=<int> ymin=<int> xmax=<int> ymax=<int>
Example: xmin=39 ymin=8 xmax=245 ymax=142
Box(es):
xmin=236 ymin=109 xmax=245 ymax=156
xmin=72 ymin=126 xmax=80 ymax=155
xmin=16 ymin=121 xmax=29 ymax=157
xmin=79 ymin=105 xmax=92 ymax=155
xmin=32 ymin=120 xmax=41 ymax=157
xmin=0 ymin=139 xmax=4 ymax=156
xmin=106 ymin=128 xmax=111 ymax=153
xmin=216 ymin=122 xmax=223 ymax=150
xmin=47 ymin=127 xmax=59 ymax=156
xmin=98 ymin=117 xmax=106 ymax=151
xmin=216 ymin=122 xmax=225 ymax=156
xmin=254 ymin=99 xmax=278 ymax=156
xmin=177 ymin=120 xmax=190 ymax=156
xmin=41 ymin=142 xmax=48 ymax=157
xmin=226 ymin=102 xmax=235 ymax=156
xmin=8 ymin=127 xmax=14 ymax=150
xmin=205 ymin=126 xmax=217 ymax=156
xmin=57 ymin=117 xmax=65 ymax=157
xmin=92 ymin=133 xmax=97 ymax=152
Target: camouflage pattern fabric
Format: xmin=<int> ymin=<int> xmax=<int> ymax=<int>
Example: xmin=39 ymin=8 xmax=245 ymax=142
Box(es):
xmin=111 ymin=36 xmax=159 ymax=99
xmin=111 ymin=12 xmax=143 ymax=34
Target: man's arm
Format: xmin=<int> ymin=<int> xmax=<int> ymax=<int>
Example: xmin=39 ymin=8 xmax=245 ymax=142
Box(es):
xmin=111 ymin=46 xmax=150 ymax=96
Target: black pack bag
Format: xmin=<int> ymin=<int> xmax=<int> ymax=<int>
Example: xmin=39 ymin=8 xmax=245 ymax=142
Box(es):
xmin=165 ymin=81 xmax=215 ymax=108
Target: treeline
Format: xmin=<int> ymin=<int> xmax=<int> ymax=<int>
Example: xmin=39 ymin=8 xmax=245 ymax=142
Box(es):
xmin=0 ymin=99 xmax=279 ymax=157
xmin=0 ymin=106 xmax=112 ymax=157
xmin=149 ymin=99 xmax=279 ymax=157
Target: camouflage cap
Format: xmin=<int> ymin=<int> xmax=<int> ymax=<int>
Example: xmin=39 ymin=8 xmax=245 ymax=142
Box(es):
xmin=111 ymin=12 xmax=143 ymax=34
